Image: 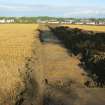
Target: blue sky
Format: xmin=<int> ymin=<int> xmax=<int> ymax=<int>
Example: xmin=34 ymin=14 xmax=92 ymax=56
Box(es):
xmin=0 ymin=0 xmax=105 ymax=18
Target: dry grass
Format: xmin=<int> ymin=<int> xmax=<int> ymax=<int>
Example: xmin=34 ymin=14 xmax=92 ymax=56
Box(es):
xmin=0 ymin=24 xmax=39 ymax=104
xmin=64 ymin=24 xmax=105 ymax=32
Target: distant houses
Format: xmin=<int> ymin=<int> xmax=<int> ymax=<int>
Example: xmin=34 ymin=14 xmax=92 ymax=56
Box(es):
xmin=98 ymin=21 xmax=105 ymax=25
xmin=61 ymin=20 xmax=74 ymax=24
xmin=37 ymin=19 xmax=60 ymax=24
xmin=0 ymin=17 xmax=105 ymax=25
xmin=47 ymin=20 xmax=60 ymax=24
xmin=37 ymin=19 xmax=74 ymax=24
xmin=0 ymin=19 xmax=5 ymax=23
xmin=0 ymin=19 xmax=15 ymax=23
xmin=37 ymin=19 xmax=105 ymax=25
xmin=85 ymin=22 xmax=96 ymax=25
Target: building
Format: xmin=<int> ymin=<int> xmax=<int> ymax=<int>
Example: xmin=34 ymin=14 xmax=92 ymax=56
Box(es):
xmin=75 ymin=22 xmax=84 ymax=25
xmin=98 ymin=22 xmax=105 ymax=25
xmin=0 ymin=19 xmax=5 ymax=23
xmin=6 ymin=19 xmax=15 ymax=23
xmin=47 ymin=20 xmax=60 ymax=24
xmin=85 ymin=21 xmax=96 ymax=25
xmin=48 ymin=21 xmax=59 ymax=24
xmin=0 ymin=19 xmax=15 ymax=23
xmin=61 ymin=20 xmax=74 ymax=24
xmin=37 ymin=19 xmax=48 ymax=24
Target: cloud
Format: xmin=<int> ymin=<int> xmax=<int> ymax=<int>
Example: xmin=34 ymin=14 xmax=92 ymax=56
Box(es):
xmin=0 ymin=4 xmax=35 ymax=11
xmin=0 ymin=4 xmax=105 ymax=17
xmin=64 ymin=7 xmax=105 ymax=18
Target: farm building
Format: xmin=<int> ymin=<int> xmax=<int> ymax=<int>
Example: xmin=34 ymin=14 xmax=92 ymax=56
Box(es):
xmin=85 ymin=22 xmax=96 ymax=25
xmin=6 ymin=19 xmax=15 ymax=23
xmin=75 ymin=22 xmax=84 ymax=24
xmin=0 ymin=19 xmax=5 ymax=23
xmin=0 ymin=19 xmax=15 ymax=23
xmin=98 ymin=22 xmax=105 ymax=25
xmin=61 ymin=20 xmax=74 ymax=24
xmin=47 ymin=20 xmax=60 ymax=24
xmin=37 ymin=19 xmax=48 ymax=24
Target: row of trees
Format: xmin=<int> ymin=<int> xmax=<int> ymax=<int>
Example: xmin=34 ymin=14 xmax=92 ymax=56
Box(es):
xmin=0 ymin=16 xmax=105 ymax=23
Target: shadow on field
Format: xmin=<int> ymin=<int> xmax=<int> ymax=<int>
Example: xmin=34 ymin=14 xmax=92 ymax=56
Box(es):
xmin=43 ymin=79 xmax=79 ymax=105
xmin=50 ymin=26 xmax=105 ymax=88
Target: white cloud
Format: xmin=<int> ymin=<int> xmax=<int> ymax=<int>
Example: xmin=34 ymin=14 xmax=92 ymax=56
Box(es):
xmin=0 ymin=4 xmax=34 ymax=11
xmin=63 ymin=7 xmax=105 ymax=18
xmin=0 ymin=4 xmax=105 ymax=17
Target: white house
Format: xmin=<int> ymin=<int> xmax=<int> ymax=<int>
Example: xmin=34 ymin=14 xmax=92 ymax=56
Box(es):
xmin=75 ymin=22 xmax=84 ymax=25
xmin=85 ymin=22 xmax=96 ymax=25
xmin=0 ymin=19 xmax=15 ymax=23
xmin=37 ymin=19 xmax=48 ymax=24
xmin=0 ymin=19 xmax=6 ymax=23
xmin=98 ymin=22 xmax=105 ymax=25
xmin=6 ymin=19 xmax=15 ymax=23
xmin=61 ymin=20 xmax=74 ymax=24
xmin=47 ymin=20 xmax=60 ymax=24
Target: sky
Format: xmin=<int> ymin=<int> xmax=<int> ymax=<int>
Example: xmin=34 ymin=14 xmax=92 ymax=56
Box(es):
xmin=0 ymin=0 xmax=105 ymax=18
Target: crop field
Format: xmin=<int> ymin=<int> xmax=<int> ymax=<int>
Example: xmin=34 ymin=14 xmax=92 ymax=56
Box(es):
xmin=64 ymin=24 xmax=105 ymax=32
xmin=0 ymin=24 xmax=105 ymax=105
xmin=0 ymin=24 xmax=39 ymax=104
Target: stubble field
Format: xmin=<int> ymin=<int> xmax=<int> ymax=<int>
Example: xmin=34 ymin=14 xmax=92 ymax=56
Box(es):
xmin=0 ymin=24 xmax=39 ymax=104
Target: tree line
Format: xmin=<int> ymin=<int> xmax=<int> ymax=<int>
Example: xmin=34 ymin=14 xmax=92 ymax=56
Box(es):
xmin=0 ymin=16 xmax=105 ymax=23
